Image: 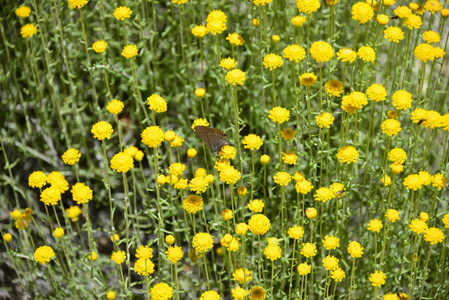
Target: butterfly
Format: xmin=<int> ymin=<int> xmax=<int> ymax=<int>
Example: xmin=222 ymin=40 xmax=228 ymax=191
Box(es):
xmin=194 ymin=126 xmax=229 ymax=153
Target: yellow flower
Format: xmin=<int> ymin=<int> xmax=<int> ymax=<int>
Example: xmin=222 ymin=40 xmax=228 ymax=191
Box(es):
xmin=62 ymin=148 xmax=81 ymax=165
xmin=242 ymin=134 xmax=263 ymax=150
xmin=141 ymin=126 xmax=164 ymax=148
xmin=352 ymin=2 xmax=374 ymax=23
xmin=331 ymin=267 xmax=346 ymax=282
xmin=34 ymin=246 xmax=55 ymax=264
xmin=330 ymin=182 xmax=345 ymax=198
xmin=220 ymin=57 xmax=237 ymax=70
xmin=227 ymin=33 xmax=245 ymax=46
xmin=388 ymin=148 xmax=407 ymax=164
xmin=249 ymin=286 xmax=266 ymax=300
xmin=384 ymin=26 xmax=404 ymax=43
xmin=348 ymin=241 xmax=364 ymax=258
xmin=432 ymin=173 xmax=447 ymax=189
xmin=91 ymin=121 xmax=113 ymax=140
xmin=369 ymin=271 xmax=386 ymax=287
xmin=409 ymin=218 xmax=428 ymax=234
xmin=283 ymin=45 xmax=306 ymax=62
xmin=263 ymin=54 xmax=284 ymax=70
xmin=357 ymin=46 xmax=376 ymax=62
xmin=221 ymin=209 xmax=234 ymax=222
xmin=281 ymin=129 xmax=296 ymax=141
xmin=297 ymin=262 xmax=311 ymax=275
xmin=414 ymin=43 xmax=435 ymax=62
xmin=381 ymin=119 xmax=401 ymax=136
xmin=121 ymin=44 xmax=138 ymax=59
xmin=282 ymin=152 xmax=298 ymax=165
xmin=66 ymin=205 xmax=82 ymax=222
xmin=366 ymin=83 xmax=387 ymax=101
xmin=248 ymin=214 xmax=271 ymax=235
xmin=166 ymin=245 xmax=183 ymax=263
xmin=306 ymin=207 xmax=318 ymax=219
xmin=232 ymin=286 xmax=248 ymax=300
xmin=54 ymin=227 xmax=65 ymax=238
xmin=192 ymin=25 xmax=208 ymax=38
xmin=147 ymin=94 xmax=167 ymax=113
xmin=423 ymin=30 xmax=440 ymax=44
xmin=195 ymin=88 xmax=206 ymax=98
xmin=291 ymin=16 xmax=307 ymax=27
xmin=424 ymin=0 xmax=443 ymax=13
xmin=377 ymin=14 xmax=389 ymax=25
xmin=273 ymin=171 xmax=291 ymax=186
xmin=236 ymin=223 xmax=249 ymax=235
xmin=301 ymin=242 xmax=317 ymax=257
xmin=200 ymin=291 xmax=220 ymax=300
xmin=189 ymin=177 xmax=209 ymax=194
xmin=434 ymin=46 xmax=446 ymax=59
xmin=67 ymin=0 xmax=89 ymax=9
xmin=187 ymin=148 xmax=198 ymax=158
xmin=367 ymin=219 xmax=383 ymax=233
xmin=207 ymin=10 xmax=227 ymax=22
xmin=110 ymin=152 xmax=134 ymax=173
xmin=71 ymin=182 xmax=93 ymax=204
xmin=392 ymin=90 xmax=413 ymax=110
xmin=252 ymin=0 xmax=273 ymax=6
xmin=268 ymin=106 xmax=290 ymax=124
xmin=419 ymin=171 xmax=433 ymax=186
xmin=28 ymin=171 xmax=48 ymax=189
xmin=92 ymin=40 xmax=107 ymax=53
xmin=337 ymin=146 xmax=359 ymax=164
xmin=322 ymin=255 xmax=339 ymax=270
xmin=192 ymin=232 xmax=214 ymax=253
xmin=135 ymin=245 xmax=154 ymax=260
xmin=134 ymin=258 xmax=155 ymax=276
xmin=322 ymin=235 xmax=340 ymax=250
xmin=207 ymin=19 xmax=227 ymax=35
xmin=443 ymin=213 xmax=449 ymax=228
xmin=40 ymin=187 xmax=61 ymax=206
xmin=314 ymin=187 xmax=334 ymax=203
xmin=324 ymin=80 xmax=344 ymax=97
xmin=150 ymin=282 xmax=173 ymax=300
xmin=337 ymin=48 xmax=357 ymax=63
xmin=226 ymin=69 xmax=246 ymax=85
xmin=247 ymin=199 xmax=265 ymax=213
xmin=295 ymin=180 xmax=313 ymax=194
xmin=113 ymin=6 xmax=132 ymax=20
xmin=4 ymin=232 xmax=13 ymax=242
xmin=394 ymin=5 xmax=412 ymax=18
xmin=260 ymin=154 xmax=270 ymax=165
xmin=15 ymin=6 xmax=31 ymax=18
xmin=296 ymin=0 xmax=321 ymax=14
xmin=385 ymin=209 xmax=400 ymax=222
xmin=288 ymin=225 xmax=305 ymax=240
xmin=299 ymin=72 xmax=317 ymax=86
xmin=316 ymin=112 xmax=335 ymax=128
xmin=172 ymin=0 xmax=188 ymax=4
xmin=419 ymin=212 xmax=430 ymax=222
xmin=403 ymin=14 xmax=422 ymax=30
xmin=124 ymin=146 xmax=138 ymax=158
xmin=264 ymin=244 xmax=282 ymax=261
xmin=310 ymin=41 xmax=334 ymax=62
xmin=106 ymin=99 xmax=124 ymax=115
xmin=48 ymin=172 xmax=69 ymax=194
xmin=441 ymin=8 xmax=449 ymax=18
xmin=424 ymin=227 xmax=445 ymax=244
xmin=403 ymin=174 xmax=422 ymax=191
xmin=219 ymin=145 xmax=237 ymax=160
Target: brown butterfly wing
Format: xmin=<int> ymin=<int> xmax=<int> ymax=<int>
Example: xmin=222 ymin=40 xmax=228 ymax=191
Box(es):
xmin=195 ymin=126 xmax=228 ymax=153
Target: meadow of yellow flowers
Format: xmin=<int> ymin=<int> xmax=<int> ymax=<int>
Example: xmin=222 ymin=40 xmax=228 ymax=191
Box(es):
xmin=1 ymin=0 xmax=449 ymax=299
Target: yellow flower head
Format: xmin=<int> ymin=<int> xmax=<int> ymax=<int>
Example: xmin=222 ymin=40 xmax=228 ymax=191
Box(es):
xmin=322 ymin=255 xmax=339 ymax=271
xmin=423 ymin=30 xmax=440 ymax=44
xmin=232 ymin=286 xmax=247 ymax=300
xmin=310 ymin=41 xmax=334 ymax=62
xmin=394 ymin=5 xmax=412 ymax=18
xmin=121 ymin=44 xmax=138 ymax=59
xmin=189 ymin=177 xmax=209 ymax=194
xmin=403 ymin=174 xmax=422 ymax=191
xmin=15 ymin=6 xmax=32 ymax=18
xmin=414 ymin=43 xmax=435 ymax=62
xmin=141 ymin=126 xmax=164 ymax=148
xmin=301 ymin=242 xmax=317 ymax=257
xmin=252 ymin=0 xmax=273 ymax=6
xmin=268 ymin=106 xmax=290 ymax=124
xmin=192 ymin=25 xmax=208 ymax=38
xmin=369 ymin=271 xmax=386 ymax=287
xmin=219 ymin=165 xmax=241 ymax=184
xmin=297 ymin=262 xmax=312 ymax=275
xmin=281 ymin=129 xmax=296 ymax=141
xmin=248 ymin=214 xmax=271 ymax=235
xmin=199 ymin=291 xmax=220 ymax=300
xmin=40 ymin=187 xmax=61 ymax=206
xmin=135 ymin=245 xmax=154 ymax=259
xmin=220 ymin=57 xmax=238 ymax=70
xmin=243 ymin=134 xmax=263 ymax=150
xmin=288 ymin=225 xmax=305 ymax=240
xmin=337 ymin=48 xmax=357 ymax=63
xmin=366 ymin=83 xmax=387 ymax=101
xmin=314 ymin=187 xmax=334 ymax=203
xmin=409 ymin=218 xmax=428 ymax=234
xmin=385 ymin=209 xmax=400 ymax=222
xmin=352 ymin=2 xmax=374 ymax=23
xmin=324 ymin=80 xmax=344 ymax=97
xmin=357 ymin=46 xmax=376 ymax=62
xmin=264 ymin=244 xmax=282 ymax=261
xmin=432 ymin=173 xmax=447 ymax=189
xmin=296 ymin=0 xmax=321 ymax=14
xmin=62 ymin=148 xmax=81 ymax=165
xmin=367 ymin=219 xmax=383 ymax=233
xmin=424 ymin=0 xmax=443 ymax=13
xmin=282 ymin=151 xmax=298 ymax=165
xmin=377 ymin=14 xmax=389 ymax=25
xmin=67 ymin=0 xmax=89 ymax=9
xmin=424 ymin=227 xmax=445 ymax=244
xmin=330 ymin=182 xmax=345 ymax=198
xmin=260 ymin=154 xmax=270 ymax=165
xmin=322 ymin=235 xmax=340 ymax=250
xmin=348 ymin=241 xmax=364 ymax=258
xmin=299 ymin=72 xmax=318 ymax=86
xmin=219 ymin=145 xmax=237 ymax=160
xmin=316 ymin=112 xmax=335 ymax=128
xmin=381 ymin=119 xmax=402 ymax=136
xmin=226 ymin=69 xmax=246 ymax=85
xmin=207 ymin=19 xmax=227 ymax=35
xmin=134 ymin=258 xmax=155 ymax=276
xmin=150 ymin=282 xmax=173 ymax=300
xmin=384 ymin=26 xmax=404 ymax=43
xmin=306 ymin=207 xmax=318 ymax=219
xmin=110 ymin=152 xmax=134 ymax=173
xmin=392 ymin=90 xmax=413 ymax=110
xmin=273 ymin=171 xmax=292 ymax=186
xmin=403 ymin=14 xmax=422 ymax=30
xmin=91 ymin=121 xmax=113 ymax=140
xmin=166 ymin=245 xmax=183 ymax=263
xmin=34 ymin=246 xmax=55 ymax=264
xmin=291 ymin=16 xmax=307 ymax=26
xmin=107 ymin=99 xmax=124 ymax=115
xmin=337 ymin=146 xmax=359 ymax=164
xmin=207 ymin=10 xmax=227 ymax=22
xmin=247 ymin=199 xmax=265 ymax=213
xmin=28 ymin=171 xmax=48 ymax=189
xmin=113 ymin=6 xmax=132 ymax=20
xmin=296 ymin=180 xmax=313 ymax=194
xmin=66 ymin=205 xmax=82 ymax=221
xmin=227 ymin=33 xmax=245 ymax=46
xmin=192 ymin=232 xmax=214 ymax=253
xmin=92 ymin=40 xmax=107 ymax=53
xmin=147 ymin=94 xmax=167 ymax=113
xmin=71 ymin=182 xmax=93 ymax=204
xmin=388 ymin=148 xmax=407 ymax=164
xmin=283 ymin=45 xmax=306 ymax=62
xmin=263 ymin=53 xmax=284 ymax=70
xmin=331 ymin=267 xmax=346 ymax=282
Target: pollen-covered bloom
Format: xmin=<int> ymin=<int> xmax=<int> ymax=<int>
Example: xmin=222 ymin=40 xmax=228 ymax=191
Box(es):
xmin=366 ymin=83 xmax=387 ymax=101
xmin=423 ymin=30 xmax=440 ymax=44
xmin=369 ymin=271 xmax=386 ymax=287
xmin=297 ymin=262 xmax=311 ymax=275
xmin=226 ymin=33 xmax=244 ymax=46
xmin=322 ymin=235 xmax=340 ymax=250
xmin=141 ymin=126 xmax=164 ymax=148
xmin=110 ymin=152 xmax=134 ymax=173
xmin=409 ymin=218 xmax=428 ymax=234
xmin=248 ymin=214 xmax=271 ymax=235
xmin=414 ymin=43 xmax=435 ymax=62
xmin=106 ymin=99 xmax=124 ymax=115
xmin=264 ymin=244 xmax=282 ymax=261
xmin=392 ymin=90 xmax=413 ymax=110
xmin=62 ymin=148 xmax=81 ymax=165
xmin=316 ymin=112 xmax=335 ymax=128
xmin=263 ymin=54 xmax=284 ymax=70
xmin=67 ymin=0 xmax=89 ymax=9
xmin=357 ymin=46 xmax=376 ymax=62
xmin=247 ymin=199 xmax=265 ymax=213
xmin=40 ymin=187 xmax=61 ymax=206
xmin=314 ymin=187 xmax=334 ymax=203
xmin=134 ymin=258 xmax=155 ymax=276
xmin=388 ymin=148 xmax=407 ymax=164
xmin=226 ymin=69 xmax=246 ymax=85
xmin=424 ymin=227 xmax=445 ymax=244
xmin=268 ymin=106 xmax=290 ymax=124
xmin=15 ymin=6 xmax=31 ymax=18
xmin=324 ymin=80 xmax=344 ymax=97
xmin=34 ymin=246 xmax=55 ymax=264
xmin=242 ymin=134 xmax=263 ymax=150
xmin=71 ymin=183 xmax=93 ymax=204
xmin=337 ymin=48 xmax=357 ymax=63
xmin=111 ymin=251 xmax=126 ymax=264
xmin=189 ymin=177 xmax=209 ymax=194
xmin=220 ymin=57 xmax=237 ymax=70
xmin=219 ymin=145 xmax=236 ymax=160
xmin=192 ymin=25 xmax=208 ymax=38
xmin=310 ymin=41 xmax=334 ymax=62
xmin=384 ymin=26 xmax=404 ymax=43
xmin=91 ymin=121 xmax=113 ymax=140
xmin=288 ymin=225 xmax=305 ymax=239
xmin=192 ymin=232 xmax=214 ymax=253
xmin=150 ymin=282 xmax=173 ymax=300
xmin=299 ymin=72 xmax=317 ymax=86
xmin=282 ymin=152 xmax=298 ymax=165
xmin=403 ymin=174 xmax=422 ymax=191
xmin=283 ymin=45 xmax=306 ymax=62
xmin=92 ymin=40 xmax=107 ymax=53
xmin=29 ymin=171 xmax=48 ymax=189
xmin=348 ymin=241 xmax=363 ymax=258
xmin=385 ymin=209 xmax=400 ymax=222
xmin=301 ymin=243 xmax=317 ymax=257
xmin=322 ymin=255 xmax=339 ymax=271
xmin=296 ymin=0 xmax=321 ymax=14
xmin=166 ymin=246 xmax=183 ymax=263
xmin=113 ymin=6 xmax=132 ymax=20
xmin=352 ymin=2 xmax=374 ymax=23
xmin=367 ymin=219 xmax=383 ymax=233
xmin=121 ymin=44 xmax=138 ymax=59
xmin=337 ymin=146 xmax=359 ymax=164
xmin=147 ymin=94 xmax=167 ymax=113
xmin=273 ymin=171 xmax=291 ymax=186
xmin=381 ymin=119 xmax=402 ymax=136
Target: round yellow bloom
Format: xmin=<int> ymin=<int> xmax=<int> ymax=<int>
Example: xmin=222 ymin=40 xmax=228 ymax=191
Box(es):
xmin=424 ymin=0 xmax=442 ymax=13
xmin=40 ymin=187 xmax=61 ymax=206
xmin=419 ymin=171 xmax=432 ymax=186
xmin=195 ymin=88 xmax=206 ymax=98
xmin=291 ymin=16 xmax=307 ymax=26
xmin=282 ymin=152 xmax=298 ymax=165
xmin=227 ymin=33 xmax=244 ymax=46
xmin=150 ymin=282 xmax=173 ymax=300
xmin=226 ymin=69 xmax=246 ymax=85
xmin=381 ymin=119 xmax=401 ymax=136
xmin=434 ymin=46 xmax=446 ymax=59
xmin=219 ymin=145 xmax=237 ymax=160
xmin=322 ymin=235 xmax=340 ymax=250
xmin=110 ymin=152 xmax=134 ymax=173
xmin=330 ymin=182 xmax=345 ymax=198
xmin=242 ymin=134 xmax=263 ymax=150
xmin=273 ymin=171 xmax=291 ymax=186
xmin=403 ymin=174 xmax=422 ymax=191
xmin=54 ymin=228 xmax=65 ymax=238
xmin=91 ymin=121 xmax=113 ymax=140
xmin=106 ymin=99 xmax=124 ymax=115
xmin=3 ymin=233 xmax=12 ymax=242
xmin=383 ymin=0 xmax=395 ymax=7
xmin=385 ymin=209 xmax=400 ymax=222
xmin=424 ymin=227 xmax=445 ymax=244
xmin=331 ymin=267 xmax=346 ymax=282
xmin=310 ymin=41 xmax=334 ymax=62
xmin=288 ymin=225 xmax=304 ymax=239
xmin=66 ymin=205 xmax=82 ymax=222
xmin=369 ymin=271 xmax=386 ymax=287
xmin=409 ymin=218 xmax=428 ymax=234
xmin=283 ymin=45 xmax=306 ymax=62
xmin=193 ymin=232 xmax=214 ymax=253
xmin=260 ymin=154 xmax=270 ymax=165
xmin=113 ymin=6 xmax=132 ymax=20
xmin=232 ymin=286 xmax=247 ymax=300
xmin=67 ymin=0 xmax=89 ymax=9
xmin=442 ymin=213 xmax=449 ymax=228
xmin=348 ymin=241 xmax=364 ymax=258
xmin=237 ymin=187 xmax=247 ymax=196
xmin=352 ymin=2 xmax=374 ymax=23
xmin=366 ymin=83 xmax=387 ymax=101
xmin=441 ymin=8 xmax=449 ymax=18
xmin=357 ymin=46 xmax=376 ymax=62
xmin=268 ymin=106 xmax=290 ymax=124
xmin=394 ymin=5 xmax=412 ymax=18
xmin=207 ymin=10 xmax=227 ymax=23
xmin=324 ymin=80 xmax=344 ymax=97
xmin=192 ymin=25 xmax=208 ymax=38
xmin=381 ymin=175 xmax=391 ymax=186
xmin=299 ymin=72 xmax=318 ymax=86
xmin=388 ymin=148 xmax=407 ymax=164
xmin=264 ymin=244 xmax=282 ymax=261
xmin=248 ymin=214 xmax=271 ymax=235
xmin=263 ymin=54 xmax=284 ymax=70
xmin=390 ymin=163 xmax=403 ymax=174
xmin=236 ymin=223 xmax=249 ymax=235
xmin=183 ymin=195 xmax=204 ymax=214
xmin=314 ymin=187 xmax=334 ymax=203
xmin=414 ymin=43 xmax=435 ymax=62
xmin=297 ymin=262 xmax=311 ymax=275
xmin=301 ymin=242 xmax=317 ymax=257
xmin=316 ymin=112 xmax=335 ymax=128
xmin=92 ymin=40 xmax=107 ymax=53
xmin=419 ymin=212 xmax=429 ymax=222
xmin=207 ymin=19 xmax=227 ymax=35
xmin=295 ymin=180 xmax=313 ymax=194
xmin=248 ymin=199 xmax=265 ymax=213
xmin=166 ymin=245 xmax=183 ymax=263
xmin=165 ymin=235 xmax=175 ymax=245
xmin=281 ymin=129 xmax=295 ymax=141
xmin=47 ymin=172 xmax=69 ymax=193
xmin=337 ymin=146 xmax=359 ymax=164
xmin=88 ymin=251 xmax=98 ymax=261
xmin=392 ymin=90 xmax=413 ymax=110
xmin=15 ymin=6 xmax=32 ymax=18
xmin=403 ymin=14 xmax=422 ymax=30
xmin=377 ymin=14 xmax=389 ymax=25
xmin=432 ymin=173 xmax=447 ymax=189
xmin=141 ymin=126 xmax=164 ymax=148
xmin=34 ymin=246 xmax=55 ymax=264
xmin=296 ymin=0 xmax=321 ymax=14
xmin=200 ymin=291 xmax=220 ymax=300
xmin=71 ymin=183 xmax=93 ymax=204
xmin=121 ymin=44 xmax=138 ymax=59
xmin=423 ymin=30 xmax=440 ymax=44
xmin=187 ymin=148 xmax=198 ymax=158
xmin=306 ymin=207 xmax=318 ymax=219
xmin=337 ymin=48 xmax=357 ymax=63
xmin=322 ymin=255 xmax=339 ymax=270
xmin=147 ymin=94 xmax=167 ymax=113
xmin=28 ymin=171 xmax=48 ymax=189
xmin=384 ymin=26 xmax=404 ymax=43
xmin=367 ymin=219 xmax=383 ymax=233
xmin=134 ymin=258 xmax=155 ymax=276
xmin=220 ymin=57 xmax=237 ymax=70
xmin=62 ymin=148 xmax=81 ymax=165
